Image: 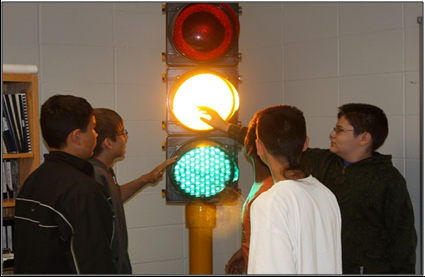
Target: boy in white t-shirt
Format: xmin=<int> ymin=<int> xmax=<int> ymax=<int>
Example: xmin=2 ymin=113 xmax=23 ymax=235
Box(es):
xmin=248 ymin=104 xmax=342 ymax=274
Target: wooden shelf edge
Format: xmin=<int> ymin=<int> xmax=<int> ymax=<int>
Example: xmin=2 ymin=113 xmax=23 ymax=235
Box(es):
xmin=3 ymin=153 xmax=35 ymax=159
xmin=2 ymin=267 xmax=14 ymax=274
xmin=3 ymin=199 xmax=16 ymax=208
xmin=3 ymin=72 xmax=36 ymax=82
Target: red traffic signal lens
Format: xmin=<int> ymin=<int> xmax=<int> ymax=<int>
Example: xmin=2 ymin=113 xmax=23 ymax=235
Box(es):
xmin=172 ymin=3 xmax=239 ymax=62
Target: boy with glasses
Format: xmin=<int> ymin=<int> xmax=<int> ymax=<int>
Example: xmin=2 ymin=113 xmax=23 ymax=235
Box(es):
xmin=89 ymin=108 xmax=178 ymax=274
xmin=200 ymin=103 xmax=417 ymax=274
xmin=302 ymin=103 xmax=416 ymax=274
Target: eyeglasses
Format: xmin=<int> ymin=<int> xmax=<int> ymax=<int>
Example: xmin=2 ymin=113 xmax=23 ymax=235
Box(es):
xmin=116 ymin=129 xmax=128 ymax=137
xmin=332 ymin=126 xmax=355 ymax=134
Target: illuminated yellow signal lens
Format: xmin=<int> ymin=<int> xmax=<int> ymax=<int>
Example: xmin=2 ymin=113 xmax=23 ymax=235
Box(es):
xmin=172 ymin=73 xmax=239 ymax=131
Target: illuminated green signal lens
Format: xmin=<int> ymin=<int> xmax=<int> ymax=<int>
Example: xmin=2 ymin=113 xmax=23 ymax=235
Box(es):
xmin=172 ymin=144 xmax=238 ymax=198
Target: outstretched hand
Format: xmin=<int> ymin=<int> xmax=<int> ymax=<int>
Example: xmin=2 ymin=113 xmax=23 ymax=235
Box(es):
xmin=120 ymin=155 xmax=179 ymax=202
xmin=145 ymin=156 xmax=179 ymax=184
xmin=197 ymin=106 xmax=231 ymax=133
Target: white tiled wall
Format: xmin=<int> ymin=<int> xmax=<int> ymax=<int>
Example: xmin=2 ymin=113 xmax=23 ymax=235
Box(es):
xmin=2 ymin=2 xmax=423 ymax=274
xmin=240 ymin=2 xmax=423 ymax=274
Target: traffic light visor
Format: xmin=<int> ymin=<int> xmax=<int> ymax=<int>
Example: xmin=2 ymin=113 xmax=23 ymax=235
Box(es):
xmin=171 ymin=3 xmax=239 ymax=62
xmin=171 ymin=72 xmax=240 ymax=131
xmin=169 ymin=138 xmax=239 ymax=199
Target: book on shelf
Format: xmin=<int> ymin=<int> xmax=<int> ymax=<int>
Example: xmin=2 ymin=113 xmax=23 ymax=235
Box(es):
xmin=3 ymin=139 xmax=7 ymax=154
xmin=2 ymin=228 xmax=6 ymax=250
xmin=9 ymin=94 xmax=24 ymax=152
xmin=2 ymin=160 xmax=7 ymax=198
xmin=3 ymin=94 xmax=22 ymax=153
xmin=2 ymin=159 xmax=19 ymax=199
xmin=3 ymin=220 xmax=13 ymax=252
xmin=3 ymin=219 xmax=15 ymax=268
xmin=2 ymin=97 xmax=19 ymax=154
xmin=3 ymin=241 xmax=14 ymax=268
xmin=2 ymin=93 xmax=31 ymax=154
xmin=18 ymin=93 xmax=31 ymax=153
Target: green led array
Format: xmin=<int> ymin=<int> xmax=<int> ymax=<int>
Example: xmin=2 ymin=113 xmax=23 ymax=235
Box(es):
xmin=173 ymin=146 xmax=236 ymax=198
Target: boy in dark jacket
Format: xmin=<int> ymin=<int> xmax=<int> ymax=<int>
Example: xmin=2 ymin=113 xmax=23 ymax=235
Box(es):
xmin=88 ymin=108 xmax=177 ymax=274
xmin=302 ymin=103 xmax=416 ymax=274
xmin=14 ymin=94 xmax=117 ymax=274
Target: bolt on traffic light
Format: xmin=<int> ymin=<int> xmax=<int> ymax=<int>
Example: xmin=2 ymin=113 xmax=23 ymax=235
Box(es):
xmin=163 ymin=2 xmax=241 ymax=203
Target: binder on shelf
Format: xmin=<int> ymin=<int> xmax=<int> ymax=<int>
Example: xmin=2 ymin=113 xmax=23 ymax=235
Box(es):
xmin=6 ymin=225 xmax=13 ymax=252
xmin=18 ymin=93 xmax=31 ymax=153
xmin=10 ymin=94 xmax=24 ymax=152
xmin=2 ymin=217 xmax=14 ymax=252
xmin=3 ymin=160 xmax=13 ymax=199
xmin=2 ymin=160 xmax=7 ymax=199
xmin=3 ymin=94 xmax=23 ymax=153
xmin=2 ymin=159 xmax=19 ymax=199
xmin=3 ymin=139 xmax=7 ymax=154
xmin=10 ymin=159 xmax=19 ymax=198
xmin=2 ymin=227 xmax=6 ymax=250
xmin=2 ymin=98 xmax=19 ymax=154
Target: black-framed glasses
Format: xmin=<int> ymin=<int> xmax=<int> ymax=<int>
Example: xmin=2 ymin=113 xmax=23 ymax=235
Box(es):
xmin=333 ymin=126 xmax=354 ymax=134
xmin=116 ymin=129 xmax=128 ymax=137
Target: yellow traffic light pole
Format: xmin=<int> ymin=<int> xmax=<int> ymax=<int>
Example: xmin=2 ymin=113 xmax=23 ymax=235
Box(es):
xmin=185 ymin=203 xmax=217 ymax=274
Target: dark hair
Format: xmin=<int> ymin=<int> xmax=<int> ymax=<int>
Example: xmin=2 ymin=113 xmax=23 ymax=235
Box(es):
xmin=244 ymin=113 xmax=259 ymax=157
xmin=338 ymin=103 xmax=388 ymax=151
xmin=92 ymin=108 xmax=123 ymax=157
xmin=40 ymin=94 xmax=94 ymax=149
xmin=256 ymin=105 xmax=307 ymax=179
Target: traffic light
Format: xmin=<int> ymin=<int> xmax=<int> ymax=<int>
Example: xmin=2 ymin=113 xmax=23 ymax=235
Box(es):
xmin=163 ymin=2 xmax=241 ymax=203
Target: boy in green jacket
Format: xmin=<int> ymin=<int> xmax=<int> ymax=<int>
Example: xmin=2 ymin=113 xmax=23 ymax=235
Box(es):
xmin=302 ymin=103 xmax=416 ymax=274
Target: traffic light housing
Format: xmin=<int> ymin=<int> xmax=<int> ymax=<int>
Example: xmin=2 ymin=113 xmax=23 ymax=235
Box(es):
xmin=165 ymin=136 xmax=239 ymax=203
xmin=164 ymin=2 xmax=241 ymax=204
xmin=165 ymin=2 xmax=240 ymax=66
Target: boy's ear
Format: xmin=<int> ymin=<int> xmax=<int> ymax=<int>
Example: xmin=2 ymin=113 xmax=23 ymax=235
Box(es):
xmin=103 ymin=138 xmax=114 ymax=150
xmin=256 ymin=139 xmax=265 ymax=157
xmin=302 ymin=136 xmax=309 ymax=152
xmin=69 ymin=129 xmax=81 ymax=146
xmin=359 ymin=132 xmax=372 ymax=146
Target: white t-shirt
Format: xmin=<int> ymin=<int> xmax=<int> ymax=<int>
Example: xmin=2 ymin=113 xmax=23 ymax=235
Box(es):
xmin=248 ymin=175 xmax=342 ymax=274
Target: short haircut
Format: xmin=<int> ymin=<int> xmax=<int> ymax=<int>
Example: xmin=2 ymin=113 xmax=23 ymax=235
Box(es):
xmin=40 ymin=94 xmax=94 ymax=149
xmin=256 ymin=104 xmax=307 ymax=178
xmin=338 ymin=103 xmax=388 ymax=151
xmin=245 ymin=113 xmax=259 ymax=157
xmin=92 ymin=108 xmax=123 ymax=157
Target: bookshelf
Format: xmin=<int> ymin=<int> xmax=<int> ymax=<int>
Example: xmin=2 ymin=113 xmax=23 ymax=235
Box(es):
xmin=2 ymin=70 xmax=40 ymax=274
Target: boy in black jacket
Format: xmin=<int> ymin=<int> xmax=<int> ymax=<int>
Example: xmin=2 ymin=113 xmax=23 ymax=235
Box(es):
xmin=14 ymin=94 xmax=117 ymax=274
